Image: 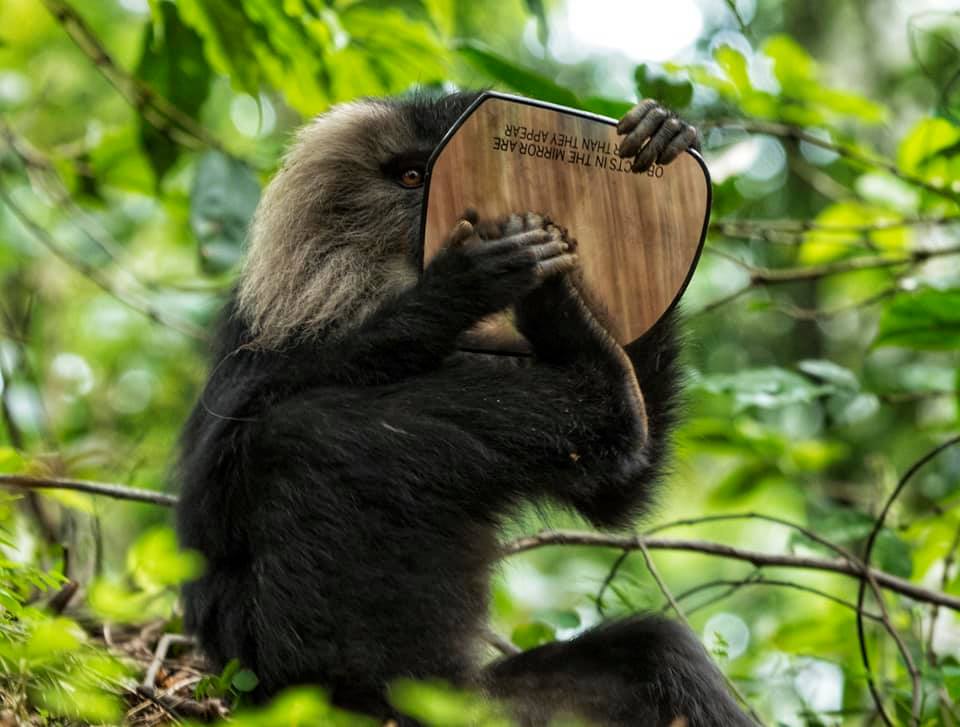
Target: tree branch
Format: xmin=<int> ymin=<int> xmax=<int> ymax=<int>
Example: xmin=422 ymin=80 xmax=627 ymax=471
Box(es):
xmin=711 ymin=213 xmax=960 ymax=246
xmin=695 ymin=243 xmax=960 ymax=314
xmin=0 ymin=179 xmax=207 ymax=341
xmin=0 ymin=474 xmax=176 ymax=507
xmin=502 ymin=530 xmax=960 ymax=611
xmin=39 ymin=0 xmax=228 ymax=156
xmin=703 ymin=118 xmax=960 ymax=205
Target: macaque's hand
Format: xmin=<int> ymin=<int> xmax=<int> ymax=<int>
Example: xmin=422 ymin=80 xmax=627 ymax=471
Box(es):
xmin=424 ymin=211 xmax=578 ymax=315
xmin=616 ymin=100 xmax=700 ymax=173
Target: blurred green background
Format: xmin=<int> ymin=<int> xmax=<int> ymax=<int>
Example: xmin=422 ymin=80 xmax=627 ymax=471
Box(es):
xmin=1 ymin=0 xmax=960 ymax=724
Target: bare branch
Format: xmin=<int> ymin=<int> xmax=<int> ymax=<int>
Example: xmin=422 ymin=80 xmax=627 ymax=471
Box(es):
xmin=0 ymin=474 xmax=176 ymax=507
xmin=669 ymin=574 xmax=884 ymax=622
xmin=502 ymin=530 xmax=960 ymax=611
xmin=711 ymin=213 xmax=960 ymax=246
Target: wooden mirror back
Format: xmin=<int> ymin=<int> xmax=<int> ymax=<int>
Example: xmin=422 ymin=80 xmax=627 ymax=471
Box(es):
xmin=420 ymin=92 xmax=711 ymax=354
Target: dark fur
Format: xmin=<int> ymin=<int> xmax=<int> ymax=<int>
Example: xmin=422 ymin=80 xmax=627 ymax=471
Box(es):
xmin=176 ymin=92 xmax=752 ymax=726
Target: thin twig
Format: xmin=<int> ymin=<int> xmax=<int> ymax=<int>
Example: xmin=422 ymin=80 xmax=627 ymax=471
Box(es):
xmin=596 ymin=549 xmax=631 ymax=617
xmin=0 ymin=180 xmax=207 ymax=341
xmin=926 ymin=522 xmax=960 ymax=666
xmin=722 ymin=0 xmax=751 ymax=37
xmin=856 ymin=436 xmax=960 ymax=727
xmin=0 ymin=474 xmax=176 ymax=507
xmin=143 ymin=634 xmax=196 ymax=690
xmin=637 ymin=542 xmax=764 ymax=726
xmin=39 ymin=0 xmax=227 ymax=156
xmin=668 ymin=574 xmax=884 ymax=621
xmin=481 ymin=627 xmax=520 ymax=657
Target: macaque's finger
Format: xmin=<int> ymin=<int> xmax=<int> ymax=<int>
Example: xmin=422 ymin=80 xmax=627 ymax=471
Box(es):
xmin=632 ymin=118 xmax=683 ymax=172
xmin=501 ymin=214 xmax=527 ymax=236
xmin=527 ymin=239 xmax=571 ymax=262
xmin=523 ymin=211 xmax=549 ymax=231
xmin=616 ymin=99 xmax=659 ymax=135
xmin=617 ymin=107 xmax=670 ymax=159
xmin=658 ymin=126 xmax=700 ymax=165
xmin=472 ymin=218 xmax=503 ymax=240
xmin=535 ymin=253 xmax=579 ymax=279
xmin=479 ymin=229 xmax=552 ymax=256
xmin=448 ymin=219 xmax=476 ymax=248
xmin=499 ymin=212 xmax=548 ymax=236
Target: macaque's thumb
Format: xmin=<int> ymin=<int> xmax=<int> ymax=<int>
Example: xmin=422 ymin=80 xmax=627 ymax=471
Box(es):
xmin=449 ymin=218 xmax=475 ymax=248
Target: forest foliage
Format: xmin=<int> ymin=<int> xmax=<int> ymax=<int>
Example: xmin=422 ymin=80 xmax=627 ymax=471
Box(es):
xmin=1 ymin=0 xmax=960 ymax=725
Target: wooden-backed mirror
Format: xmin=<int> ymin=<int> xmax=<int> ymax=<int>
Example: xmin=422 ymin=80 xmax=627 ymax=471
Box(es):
xmin=420 ymin=92 xmax=711 ymax=354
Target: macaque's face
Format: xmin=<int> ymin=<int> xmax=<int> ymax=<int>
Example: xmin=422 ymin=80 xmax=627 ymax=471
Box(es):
xmin=299 ymin=92 xmax=481 ymax=261
xmin=237 ymin=92 xmax=481 ymax=346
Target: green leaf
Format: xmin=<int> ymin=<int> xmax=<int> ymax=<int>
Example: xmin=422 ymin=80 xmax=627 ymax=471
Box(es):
xmin=25 ymin=617 xmax=85 ymax=660
xmin=797 ymin=360 xmax=859 ymax=390
xmin=897 ymin=117 xmax=960 ymax=175
xmin=190 ymin=151 xmax=260 ymax=275
xmin=695 ymin=367 xmax=831 ymax=412
xmin=708 ymin=459 xmax=778 ymax=503
xmin=334 ymin=7 xmax=448 ymax=102
xmin=36 ymin=680 xmax=123 ymax=724
xmin=762 ymin=34 xmax=816 ymax=93
xmin=510 ymin=620 xmax=556 ymax=650
xmin=89 ymin=126 xmax=156 ymax=195
xmin=127 ymin=525 xmax=205 ymax=588
xmin=762 ymin=34 xmax=885 ymax=123
xmin=389 ymin=679 xmax=508 ymax=727
xmin=134 ymin=0 xmax=212 ymax=183
xmin=0 ymin=447 xmax=24 ymax=472
xmin=793 ymin=506 xmax=912 ymax=577
xmin=826 ymin=392 xmax=880 ymax=426
xmin=580 ymin=96 xmax=633 ymax=119
xmin=875 ymin=288 xmax=960 ymax=350
xmin=875 ymin=529 xmax=913 ymax=578
xmin=232 ymin=668 xmax=260 ymax=693
xmin=714 ymin=45 xmax=752 ymax=97
xmin=176 ymin=0 xmax=261 ymax=96
xmin=422 ymin=0 xmax=456 ymax=37
xmin=634 ymin=65 xmax=693 ymax=109
xmin=87 ymin=580 xmax=151 ymax=622
xmin=532 ymin=609 xmax=581 ymax=629
xmin=455 ymin=40 xmax=581 ymax=108
xmin=944 ymin=665 xmax=960 ymax=702
xmin=523 ymin=0 xmax=548 ymax=45
xmin=801 ymin=201 xmax=908 ymax=264
xmin=815 ymin=88 xmax=886 ymax=124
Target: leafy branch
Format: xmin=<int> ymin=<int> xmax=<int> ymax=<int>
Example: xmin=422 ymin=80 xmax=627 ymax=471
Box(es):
xmin=39 ymin=0 xmax=227 ymax=156
xmin=703 ymin=117 xmax=960 ymax=205
xmin=0 ymin=178 xmax=208 ymax=341
xmin=695 ymin=242 xmax=960 ymax=314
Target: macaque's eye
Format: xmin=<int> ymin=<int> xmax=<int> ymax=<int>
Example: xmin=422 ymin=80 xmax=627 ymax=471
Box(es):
xmin=399 ymin=168 xmax=424 ymax=188
xmin=382 ymin=150 xmax=430 ymax=189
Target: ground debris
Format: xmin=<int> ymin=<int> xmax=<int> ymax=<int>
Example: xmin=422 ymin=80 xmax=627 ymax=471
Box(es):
xmin=94 ymin=620 xmax=228 ymax=726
